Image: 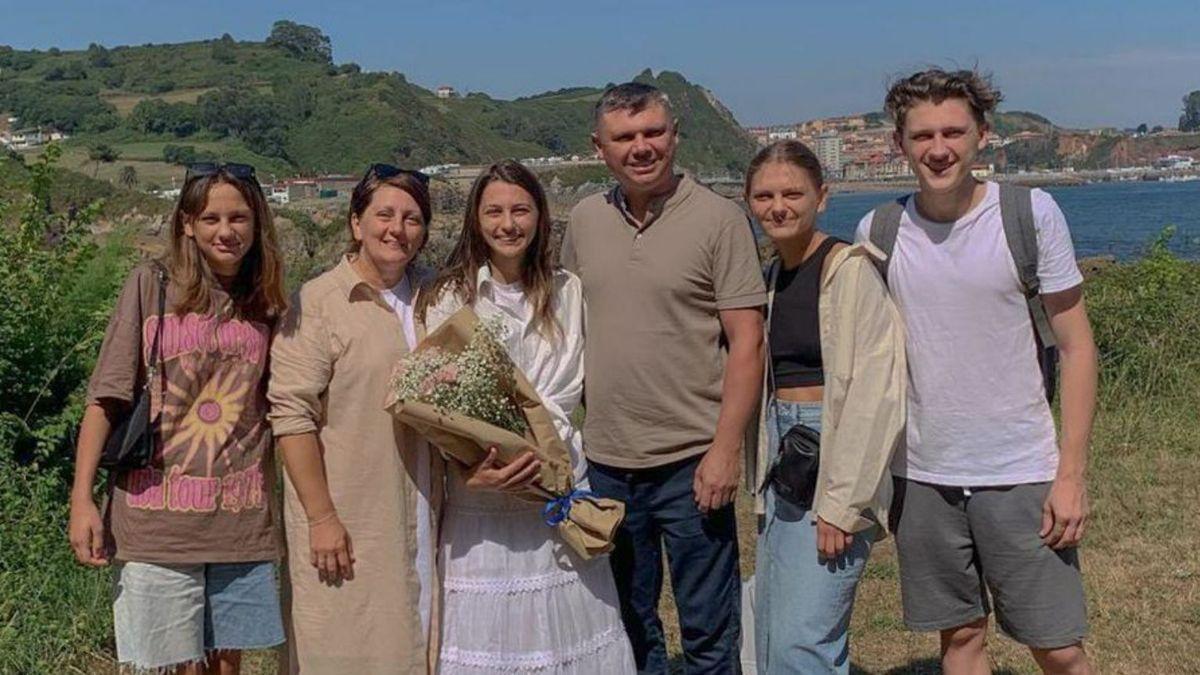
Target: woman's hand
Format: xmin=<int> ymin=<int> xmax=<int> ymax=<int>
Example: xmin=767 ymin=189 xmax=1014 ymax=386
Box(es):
xmin=466 ymin=447 xmax=542 ymax=493
xmin=309 ymin=513 xmax=354 ymax=584
xmin=816 ymin=517 xmax=854 ymax=561
xmin=68 ymin=496 xmax=109 ymax=567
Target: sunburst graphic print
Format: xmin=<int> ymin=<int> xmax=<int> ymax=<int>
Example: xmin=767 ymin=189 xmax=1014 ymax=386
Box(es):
xmin=164 ymin=367 xmax=250 ymax=475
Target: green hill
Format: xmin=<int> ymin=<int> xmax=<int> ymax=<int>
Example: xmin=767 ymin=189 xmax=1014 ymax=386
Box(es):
xmin=0 ymin=23 xmax=757 ymax=176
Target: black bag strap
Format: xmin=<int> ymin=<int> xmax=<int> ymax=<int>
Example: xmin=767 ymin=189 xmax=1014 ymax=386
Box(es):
xmin=867 ymin=196 xmax=908 ymax=283
xmin=145 ymin=262 xmax=168 ymax=394
xmin=764 ymin=258 xmax=782 ymax=421
xmin=998 ymin=184 xmax=1057 ymax=349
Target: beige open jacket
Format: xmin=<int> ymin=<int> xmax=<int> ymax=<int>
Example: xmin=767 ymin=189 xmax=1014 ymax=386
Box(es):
xmin=745 ymin=241 xmax=906 ymax=538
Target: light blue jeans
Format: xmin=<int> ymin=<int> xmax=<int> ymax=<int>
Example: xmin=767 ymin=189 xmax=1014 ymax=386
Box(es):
xmin=754 ymin=399 xmax=873 ymax=675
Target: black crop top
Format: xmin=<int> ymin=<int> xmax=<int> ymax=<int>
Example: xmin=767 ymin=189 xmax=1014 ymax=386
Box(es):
xmin=769 ymin=237 xmax=846 ymax=388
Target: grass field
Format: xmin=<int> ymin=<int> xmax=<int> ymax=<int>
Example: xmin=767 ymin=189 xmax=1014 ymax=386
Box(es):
xmin=42 ymin=395 xmax=1200 ymax=675
xmin=17 ymin=140 xmax=296 ymax=188
xmin=99 ymin=87 xmax=217 ymax=116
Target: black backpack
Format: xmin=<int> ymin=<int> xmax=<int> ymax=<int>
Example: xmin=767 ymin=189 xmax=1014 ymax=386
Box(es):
xmin=867 ymin=184 xmax=1060 ymax=403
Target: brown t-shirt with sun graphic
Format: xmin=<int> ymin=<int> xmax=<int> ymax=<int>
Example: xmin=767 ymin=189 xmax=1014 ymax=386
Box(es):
xmin=87 ymin=263 xmax=279 ymax=563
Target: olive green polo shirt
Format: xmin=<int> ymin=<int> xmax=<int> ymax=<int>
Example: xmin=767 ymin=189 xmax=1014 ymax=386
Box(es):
xmin=561 ymin=175 xmax=766 ymax=469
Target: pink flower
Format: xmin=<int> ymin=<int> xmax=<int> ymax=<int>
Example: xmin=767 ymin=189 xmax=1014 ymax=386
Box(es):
xmin=435 ymin=363 xmax=460 ymax=384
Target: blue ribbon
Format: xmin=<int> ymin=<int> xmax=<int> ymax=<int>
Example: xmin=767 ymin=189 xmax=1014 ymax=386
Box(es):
xmin=542 ymin=489 xmax=596 ymax=527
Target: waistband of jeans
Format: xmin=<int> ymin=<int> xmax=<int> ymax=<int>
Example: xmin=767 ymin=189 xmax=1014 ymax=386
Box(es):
xmin=588 ymin=452 xmax=703 ymax=479
xmin=769 ymin=397 xmax=822 ymax=412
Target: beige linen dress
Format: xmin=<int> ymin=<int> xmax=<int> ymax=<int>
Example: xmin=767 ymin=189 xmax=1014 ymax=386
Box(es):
xmin=269 ymin=256 xmax=440 ymax=674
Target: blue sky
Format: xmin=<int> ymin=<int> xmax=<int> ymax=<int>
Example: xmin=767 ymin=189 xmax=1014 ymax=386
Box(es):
xmin=2 ymin=0 xmax=1197 ymax=129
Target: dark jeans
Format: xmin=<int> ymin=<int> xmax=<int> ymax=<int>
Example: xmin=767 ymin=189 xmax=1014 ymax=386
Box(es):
xmin=589 ymin=455 xmax=741 ymax=675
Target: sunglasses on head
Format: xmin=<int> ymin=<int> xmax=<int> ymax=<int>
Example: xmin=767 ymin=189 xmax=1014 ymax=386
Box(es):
xmin=365 ymin=163 xmax=430 ymax=186
xmin=185 ymin=162 xmax=258 ymax=182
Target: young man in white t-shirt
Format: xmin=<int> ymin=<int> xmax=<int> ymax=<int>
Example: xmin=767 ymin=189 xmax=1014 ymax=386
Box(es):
xmin=855 ymin=69 xmax=1099 ymax=675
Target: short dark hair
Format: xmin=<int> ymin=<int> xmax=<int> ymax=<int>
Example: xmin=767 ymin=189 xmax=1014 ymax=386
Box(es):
xmin=745 ymin=140 xmax=825 ymax=194
xmin=885 ymin=68 xmax=1003 ymax=132
xmin=346 ymin=169 xmax=431 ymax=254
xmin=593 ymin=82 xmax=673 ymax=129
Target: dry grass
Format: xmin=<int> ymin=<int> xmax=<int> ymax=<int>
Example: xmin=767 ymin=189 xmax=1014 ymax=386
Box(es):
xmin=99 ymin=87 xmax=217 ymax=117
xmin=75 ymin=412 xmax=1200 ymax=674
xmin=67 ymin=393 xmax=1200 ymax=674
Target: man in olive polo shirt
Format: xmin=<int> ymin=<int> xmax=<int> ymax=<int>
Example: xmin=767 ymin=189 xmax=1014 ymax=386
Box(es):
xmin=560 ymin=82 xmax=765 ymax=674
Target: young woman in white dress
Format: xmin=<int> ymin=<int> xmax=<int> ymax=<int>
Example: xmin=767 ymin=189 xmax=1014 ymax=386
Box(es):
xmin=417 ymin=160 xmax=635 ymax=674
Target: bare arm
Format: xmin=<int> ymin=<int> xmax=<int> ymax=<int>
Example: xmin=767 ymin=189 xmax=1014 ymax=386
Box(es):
xmin=68 ymin=402 xmax=118 ymax=566
xmin=1040 ymin=285 xmax=1098 ymax=548
xmin=277 ymin=432 xmax=355 ymax=583
xmin=693 ymin=306 xmax=764 ymax=513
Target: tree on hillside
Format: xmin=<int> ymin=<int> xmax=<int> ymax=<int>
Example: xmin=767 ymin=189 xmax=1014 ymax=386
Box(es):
xmin=212 ymin=33 xmax=237 ymax=64
xmin=86 ymin=43 xmax=112 ymax=68
xmin=43 ymin=62 xmax=88 ymax=81
xmin=1181 ymin=91 xmax=1200 ymax=132
xmin=118 ymin=165 xmax=138 ymax=190
xmin=1136 ymin=123 xmax=1149 ymax=135
xmin=128 ymin=98 xmax=200 ymax=137
xmin=266 ymin=21 xmax=332 ymax=64
xmin=87 ymin=143 xmax=120 ymax=178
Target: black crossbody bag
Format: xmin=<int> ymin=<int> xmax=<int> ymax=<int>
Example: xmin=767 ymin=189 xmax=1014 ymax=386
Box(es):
xmin=759 ymin=259 xmax=822 ymax=509
xmin=99 ymin=264 xmax=167 ymax=471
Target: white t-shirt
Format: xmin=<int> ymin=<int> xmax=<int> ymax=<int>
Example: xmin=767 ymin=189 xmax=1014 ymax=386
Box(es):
xmin=855 ymin=182 xmax=1083 ymax=486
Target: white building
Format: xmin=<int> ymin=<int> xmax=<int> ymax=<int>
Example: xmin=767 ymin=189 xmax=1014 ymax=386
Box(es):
xmin=815 ymin=133 xmax=843 ymax=177
xmin=435 ymin=85 xmax=457 ymax=99
xmin=1156 ymin=154 xmax=1195 ymax=170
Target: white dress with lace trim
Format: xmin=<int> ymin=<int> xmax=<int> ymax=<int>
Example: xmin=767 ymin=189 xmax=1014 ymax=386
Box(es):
xmin=428 ymin=270 xmax=635 ymax=674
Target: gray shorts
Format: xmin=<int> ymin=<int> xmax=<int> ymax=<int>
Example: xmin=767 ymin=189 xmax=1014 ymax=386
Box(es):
xmin=889 ymin=478 xmax=1088 ymax=649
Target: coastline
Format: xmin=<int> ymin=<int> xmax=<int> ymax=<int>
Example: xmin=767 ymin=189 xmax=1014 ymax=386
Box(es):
xmin=829 ymin=168 xmax=1200 ymax=195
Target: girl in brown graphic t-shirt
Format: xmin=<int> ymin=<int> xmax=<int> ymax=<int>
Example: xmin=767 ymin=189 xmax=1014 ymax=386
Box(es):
xmin=67 ymin=163 xmax=288 ymax=673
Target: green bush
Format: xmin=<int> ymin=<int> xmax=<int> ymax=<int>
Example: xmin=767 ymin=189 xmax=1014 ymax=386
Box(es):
xmin=1086 ymin=227 xmax=1200 ymax=401
xmin=0 ymin=145 xmax=134 ymax=471
xmin=0 ymin=144 xmax=130 ymax=672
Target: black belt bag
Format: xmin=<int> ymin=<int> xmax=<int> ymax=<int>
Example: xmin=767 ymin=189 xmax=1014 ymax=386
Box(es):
xmin=762 ymin=422 xmax=820 ymax=509
xmin=759 ymin=259 xmax=823 ymax=510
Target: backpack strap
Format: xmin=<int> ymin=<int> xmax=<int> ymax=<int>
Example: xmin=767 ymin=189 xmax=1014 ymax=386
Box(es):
xmin=867 ymin=197 xmax=907 ymax=283
xmin=998 ymin=184 xmax=1057 ymax=349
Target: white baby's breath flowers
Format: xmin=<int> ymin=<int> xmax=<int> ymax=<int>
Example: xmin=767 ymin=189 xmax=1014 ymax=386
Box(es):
xmin=389 ymin=317 xmax=528 ymax=435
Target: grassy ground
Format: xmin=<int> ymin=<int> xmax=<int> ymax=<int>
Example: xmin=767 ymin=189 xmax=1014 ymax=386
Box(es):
xmin=54 ymin=394 xmax=1200 ymax=674
xmin=99 ymin=87 xmax=217 ymax=116
xmin=647 ymin=393 xmax=1200 ymax=674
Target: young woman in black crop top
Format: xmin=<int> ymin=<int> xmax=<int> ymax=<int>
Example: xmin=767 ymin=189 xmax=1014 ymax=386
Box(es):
xmin=743 ymin=140 xmax=905 ymax=674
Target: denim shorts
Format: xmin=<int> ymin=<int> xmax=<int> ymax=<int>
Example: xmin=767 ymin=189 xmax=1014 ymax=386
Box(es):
xmin=113 ymin=560 xmax=285 ymax=670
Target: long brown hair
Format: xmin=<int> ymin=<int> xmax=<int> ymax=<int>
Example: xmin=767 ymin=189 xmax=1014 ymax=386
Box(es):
xmin=168 ymin=170 xmax=287 ymax=323
xmin=417 ymin=160 xmax=560 ymax=340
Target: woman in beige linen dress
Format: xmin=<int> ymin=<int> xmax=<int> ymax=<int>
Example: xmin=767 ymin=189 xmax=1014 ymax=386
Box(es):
xmin=268 ymin=165 xmax=440 ymax=674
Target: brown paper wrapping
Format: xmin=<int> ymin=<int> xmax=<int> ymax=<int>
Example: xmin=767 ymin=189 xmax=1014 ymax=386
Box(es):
xmin=383 ymin=306 xmax=624 ymax=560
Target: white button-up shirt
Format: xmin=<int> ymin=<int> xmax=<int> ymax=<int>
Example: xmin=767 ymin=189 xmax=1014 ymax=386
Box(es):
xmin=424 ymin=265 xmax=588 ymax=486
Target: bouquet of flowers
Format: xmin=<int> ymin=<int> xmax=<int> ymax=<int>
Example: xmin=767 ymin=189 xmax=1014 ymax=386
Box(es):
xmin=383 ymin=306 xmax=624 ymax=560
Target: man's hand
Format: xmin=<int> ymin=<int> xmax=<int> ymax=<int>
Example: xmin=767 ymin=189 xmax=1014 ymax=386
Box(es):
xmin=466 ymin=448 xmax=542 ymax=494
xmin=816 ymin=517 xmax=854 ymax=561
xmin=1040 ymin=475 xmax=1089 ymax=549
xmin=693 ymin=444 xmax=741 ymax=513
